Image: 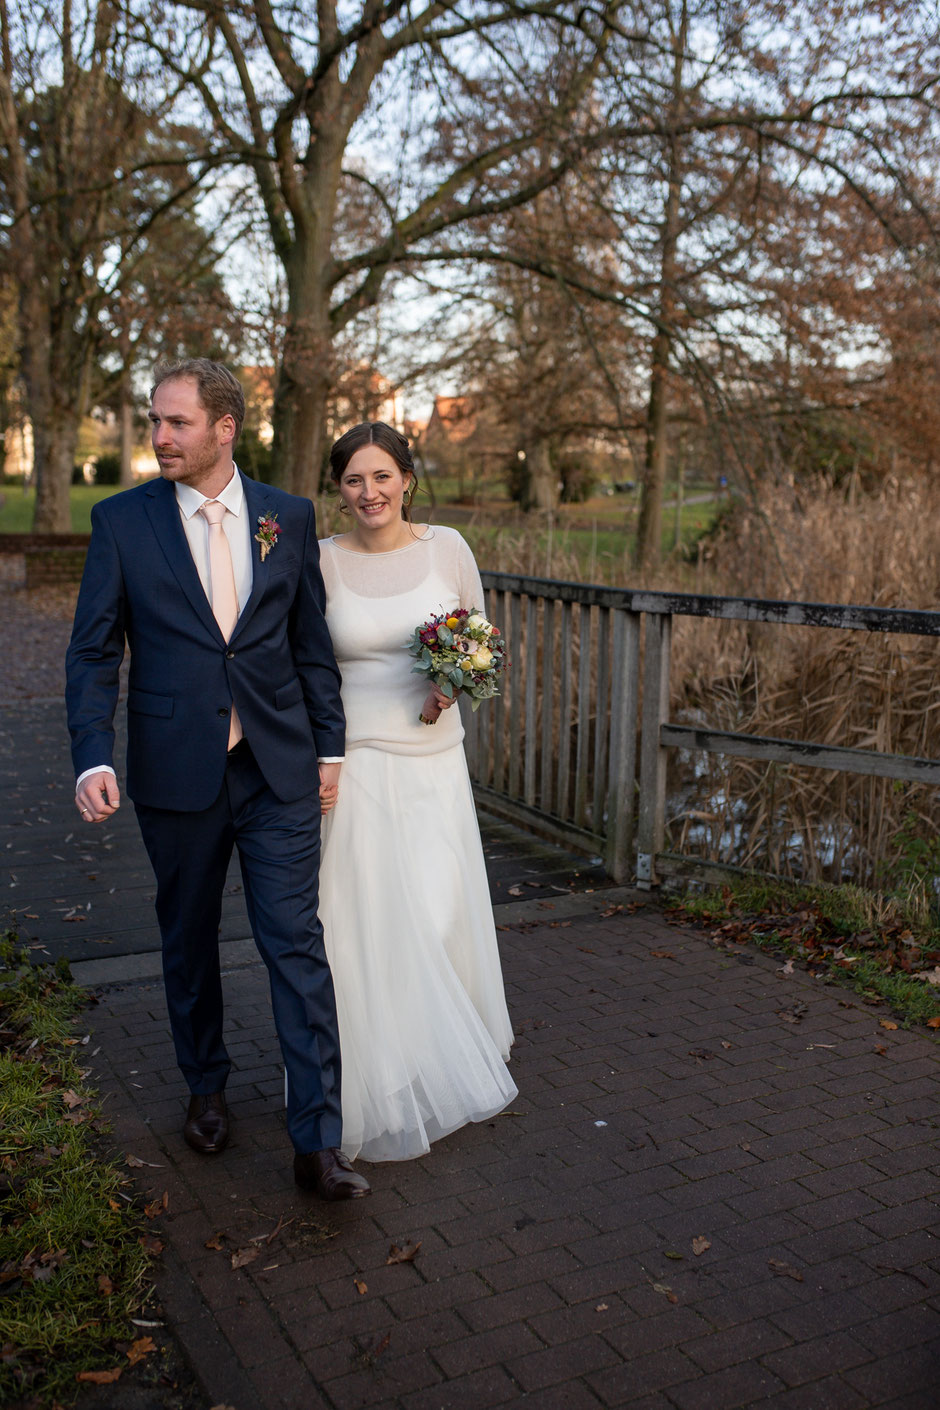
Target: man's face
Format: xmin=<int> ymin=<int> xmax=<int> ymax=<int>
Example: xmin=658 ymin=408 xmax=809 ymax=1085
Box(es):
xmin=149 ymin=377 xmax=232 ymax=491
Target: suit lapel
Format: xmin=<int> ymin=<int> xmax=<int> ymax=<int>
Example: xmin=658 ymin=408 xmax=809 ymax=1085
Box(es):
xmin=143 ymin=477 xmax=223 ymax=643
xmin=230 ymin=473 xmax=272 ymax=644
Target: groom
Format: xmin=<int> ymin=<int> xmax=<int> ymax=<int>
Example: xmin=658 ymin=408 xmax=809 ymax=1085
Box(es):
xmin=66 ymin=358 xmax=369 ymax=1201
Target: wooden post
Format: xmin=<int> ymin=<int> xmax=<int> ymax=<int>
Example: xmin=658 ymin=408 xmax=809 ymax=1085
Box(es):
xmin=573 ymin=603 xmax=593 ymax=829
xmin=556 ymin=601 xmax=573 ymax=818
xmin=508 ymin=592 xmax=523 ymax=798
xmin=636 ymin=611 xmax=672 ymax=888
xmin=523 ymin=596 xmax=539 ymax=806
xmin=604 ymin=609 xmax=640 ymax=882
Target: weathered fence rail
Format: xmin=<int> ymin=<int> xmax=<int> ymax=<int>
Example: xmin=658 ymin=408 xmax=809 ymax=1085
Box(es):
xmin=464 ymin=572 xmax=940 ymax=888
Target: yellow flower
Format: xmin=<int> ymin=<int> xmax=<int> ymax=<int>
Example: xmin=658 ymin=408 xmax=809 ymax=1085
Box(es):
xmin=446 ymin=615 xmax=459 ymax=629
xmin=460 ymin=658 xmax=474 ymax=671
xmin=470 ymin=647 xmax=493 ymax=669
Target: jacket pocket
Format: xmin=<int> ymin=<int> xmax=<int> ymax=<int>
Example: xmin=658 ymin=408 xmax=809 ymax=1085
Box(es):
xmin=275 ymin=678 xmax=304 ymax=710
xmin=128 ymin=688 xmax=174 ymax=718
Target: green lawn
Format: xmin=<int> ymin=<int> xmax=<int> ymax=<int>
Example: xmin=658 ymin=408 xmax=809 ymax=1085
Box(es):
xmin=0 ymin=483 xmax=125 ymax=534
xmin=1 ymin=481 xmax=721 ymax=580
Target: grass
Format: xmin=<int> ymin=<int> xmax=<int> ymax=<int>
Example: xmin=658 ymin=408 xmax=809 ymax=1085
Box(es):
xmin=670 ymin=877 xmax=940 ymax=1030
xmin=0 ymin=484 xmax=124 ymax=535
xmin=0 ymin=928 xmax=161 ymax=1406
xmin=1 ymin=479 xmax=721 ymax=572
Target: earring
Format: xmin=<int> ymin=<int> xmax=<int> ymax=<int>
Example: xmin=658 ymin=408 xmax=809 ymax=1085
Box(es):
xmin=339 ymin=501 xmax=349 ymax=514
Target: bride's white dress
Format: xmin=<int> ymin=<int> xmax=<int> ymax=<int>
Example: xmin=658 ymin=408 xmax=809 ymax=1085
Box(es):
xmin=317 ymin=525 xmax=517 ymax=1162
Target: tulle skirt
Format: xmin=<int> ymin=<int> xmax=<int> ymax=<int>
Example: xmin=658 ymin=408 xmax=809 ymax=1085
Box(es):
xmin=319 ymin=743 xmax=517 ymax=1162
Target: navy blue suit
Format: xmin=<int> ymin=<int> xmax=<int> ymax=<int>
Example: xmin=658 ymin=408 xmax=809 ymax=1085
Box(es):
xmin=66 ymin=472 xmax=345 ymax=1153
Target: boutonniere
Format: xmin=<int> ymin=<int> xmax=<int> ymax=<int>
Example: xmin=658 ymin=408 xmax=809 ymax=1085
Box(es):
xmin=254 ymin=512 xmax=281 ymax=561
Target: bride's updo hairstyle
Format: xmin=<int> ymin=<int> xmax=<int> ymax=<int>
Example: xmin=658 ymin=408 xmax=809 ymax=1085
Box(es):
xmin=329 ymin=421 xmax=418 ymax=520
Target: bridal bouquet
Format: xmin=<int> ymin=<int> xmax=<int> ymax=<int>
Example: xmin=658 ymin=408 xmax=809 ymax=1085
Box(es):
xmin=407 ymin=607 xmax=507 ymax=722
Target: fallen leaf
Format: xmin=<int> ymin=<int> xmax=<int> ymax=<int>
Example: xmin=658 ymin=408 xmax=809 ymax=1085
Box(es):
xmin=354 ymin=1278 xmax=368 ymax=1295
xmin=927 ymin=1015 xmax=940 ymax=1029
xmin=76 ymin=1368 xmax=123 ymax=1385
xmin=595 ymin=1302 xmax=608 ymax=1312
xmin=61 ymin=1090 xmax=84 ymax=1109
xmin=599 ymin=904 xmax=623 ymax=918
xmin=97 ymin=1274 xmax=114 ymax=1295
xmin=664 ymin=1250 xmax=684 ymax=1261
xmin=231 ymin=1247 xmax=260 ymax=1270
xmin=879 ymin=1019 xmax=898 ymax=1031
xmin=507 ymin=886 xmax=525 ymax=896
xmin=650 ymin=950 xmax=675 ymax=960
xmin=138 ymin=1233 xmax=164 ymax=1256
xmin=688 ymin=1048 xmax=716 ymax=1061
xmin=126 ymin=1337 xmax=156 ymax=1366
xmin=144 ymin=1192 xmax=168 ymax=1219
xmin=386 ymin=1242 xmax=421 ymax=1264
xmin=768 ymin=1259 xmax=803 ymax=1282
xmin=779 ymin=959 xmax=795 ymax=975
xmin=651 ymin=1282 xmax=678 ymax=1304
xmin=204 ymin=1232 xmax=227 ymax=1251
xmin=720 ymin=1041 xmax=733 ymax=1050
xmin=874 ymin=1044 xmax=887 ymax=1056
xmin=125 ymin=1154 xmax=163 ymax=1169
xmin=691 ymin=1236 xmax=711 ymax=1256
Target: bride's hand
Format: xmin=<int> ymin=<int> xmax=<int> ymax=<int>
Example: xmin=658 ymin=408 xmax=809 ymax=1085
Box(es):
xmin=319 ymin=761 xmax=341 ymax=813
xmin=430 ymin=684 xmax=457 ymax=710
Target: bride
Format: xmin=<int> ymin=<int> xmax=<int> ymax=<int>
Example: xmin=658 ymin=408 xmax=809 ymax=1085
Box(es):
xmin=316 ymin=421 xmax=517 ymax=1162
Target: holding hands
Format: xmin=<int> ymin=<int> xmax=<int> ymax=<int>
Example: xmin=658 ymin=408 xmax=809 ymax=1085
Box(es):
xmin=319 ymin=760 xmax=342 ymax=814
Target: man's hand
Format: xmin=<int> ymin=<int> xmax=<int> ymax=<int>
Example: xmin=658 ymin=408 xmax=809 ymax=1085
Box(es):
xmin=76 ymin=772 xmax=121 ymax=823
xmin=318 ymin=761 xmax=342 ymax=814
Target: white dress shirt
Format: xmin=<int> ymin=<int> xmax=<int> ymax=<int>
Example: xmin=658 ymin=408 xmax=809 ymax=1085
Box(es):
xmin=76 ymin=467 xmax=340 ymax=790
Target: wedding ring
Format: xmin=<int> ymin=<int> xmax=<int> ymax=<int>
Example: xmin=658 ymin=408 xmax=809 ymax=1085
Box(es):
xmin=80 ymin=807 xmax=90 ymax=815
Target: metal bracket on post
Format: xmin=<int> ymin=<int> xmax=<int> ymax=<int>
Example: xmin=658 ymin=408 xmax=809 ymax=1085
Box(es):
xmin=635 ymin=852 xmax=653 ymax=889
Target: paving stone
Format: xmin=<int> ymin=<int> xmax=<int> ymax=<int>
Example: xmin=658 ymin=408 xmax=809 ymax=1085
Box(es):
xmin=761 ymin=1330 xmax=874 ymax=1386
xmin=6 ymin=687 xmax=940 ymax=1410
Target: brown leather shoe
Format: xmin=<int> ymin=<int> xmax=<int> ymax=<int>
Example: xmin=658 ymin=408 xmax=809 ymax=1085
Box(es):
xmin=293 ymin=1147 xmax=371 ymax=1200
xmin=183 ymin=1092 xmax=229 ymax=1154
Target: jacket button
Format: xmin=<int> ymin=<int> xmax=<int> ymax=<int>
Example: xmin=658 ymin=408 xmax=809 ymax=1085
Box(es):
xmin=226 ymin=650 xmax=235 ymax=659
xmin=218 ymin=707 xmax=229 ymax=718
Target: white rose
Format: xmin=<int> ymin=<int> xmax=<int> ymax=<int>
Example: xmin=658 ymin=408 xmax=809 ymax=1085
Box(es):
xmin=466 ymin=613 xmax=493 ymax=636
xmin=470 ymin=646 xmax=493 ymax=669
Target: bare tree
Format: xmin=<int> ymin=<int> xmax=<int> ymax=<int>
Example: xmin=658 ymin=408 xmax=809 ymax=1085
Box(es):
xmin=146 ymin=0 xmax=620 ymax=496
xmin=0 ymin=0 xmax=229 ymax=528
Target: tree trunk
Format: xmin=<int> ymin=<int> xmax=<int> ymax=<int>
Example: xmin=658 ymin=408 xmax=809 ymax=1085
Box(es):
xmin=270 ymin=247 xmax=335 ymax=497
xmin=635 ymin=7 xmax=687 ymax=573
xmin=33 ymin=416 xmax=80 ymax=532
xmin=526 ymin=441 xmax=558 ymax=513
xmin=120 ymin=382 xmax=135 ymax=487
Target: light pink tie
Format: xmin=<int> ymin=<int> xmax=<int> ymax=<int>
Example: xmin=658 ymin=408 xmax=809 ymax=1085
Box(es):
xmin=199 ymin=500 xmax=243 ymax=749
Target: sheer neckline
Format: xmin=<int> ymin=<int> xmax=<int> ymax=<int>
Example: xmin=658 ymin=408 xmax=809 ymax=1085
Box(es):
xmin=329 ymin=526 xmax=433 ymax=557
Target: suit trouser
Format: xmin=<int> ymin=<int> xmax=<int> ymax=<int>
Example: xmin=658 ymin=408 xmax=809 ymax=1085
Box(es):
xmin=135 ymin=742 xmax=343 ymax=1154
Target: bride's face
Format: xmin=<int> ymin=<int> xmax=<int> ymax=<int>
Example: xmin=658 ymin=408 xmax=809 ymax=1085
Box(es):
xmin=338 ymin=447 xmax=411 ymax=531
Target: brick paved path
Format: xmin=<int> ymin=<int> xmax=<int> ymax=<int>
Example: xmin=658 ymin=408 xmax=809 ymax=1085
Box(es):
xmin=3 ymin=695 xmax=939 ymax=1408
xmin=81 ymin=899 xmax=939 ymax=1410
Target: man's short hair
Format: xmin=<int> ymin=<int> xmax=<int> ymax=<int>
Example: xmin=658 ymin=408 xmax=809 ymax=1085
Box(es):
xmin=151 ymin=359 xmax=246 ymax=443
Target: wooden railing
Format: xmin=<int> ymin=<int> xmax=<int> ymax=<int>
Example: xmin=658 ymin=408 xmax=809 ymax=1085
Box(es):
xmin=464 ymin=573 xmax=940 ymax=888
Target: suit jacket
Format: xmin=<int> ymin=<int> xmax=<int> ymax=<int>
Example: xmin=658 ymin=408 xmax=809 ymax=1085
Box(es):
xmin=66 ymin=472 xmax=345 ymax=811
